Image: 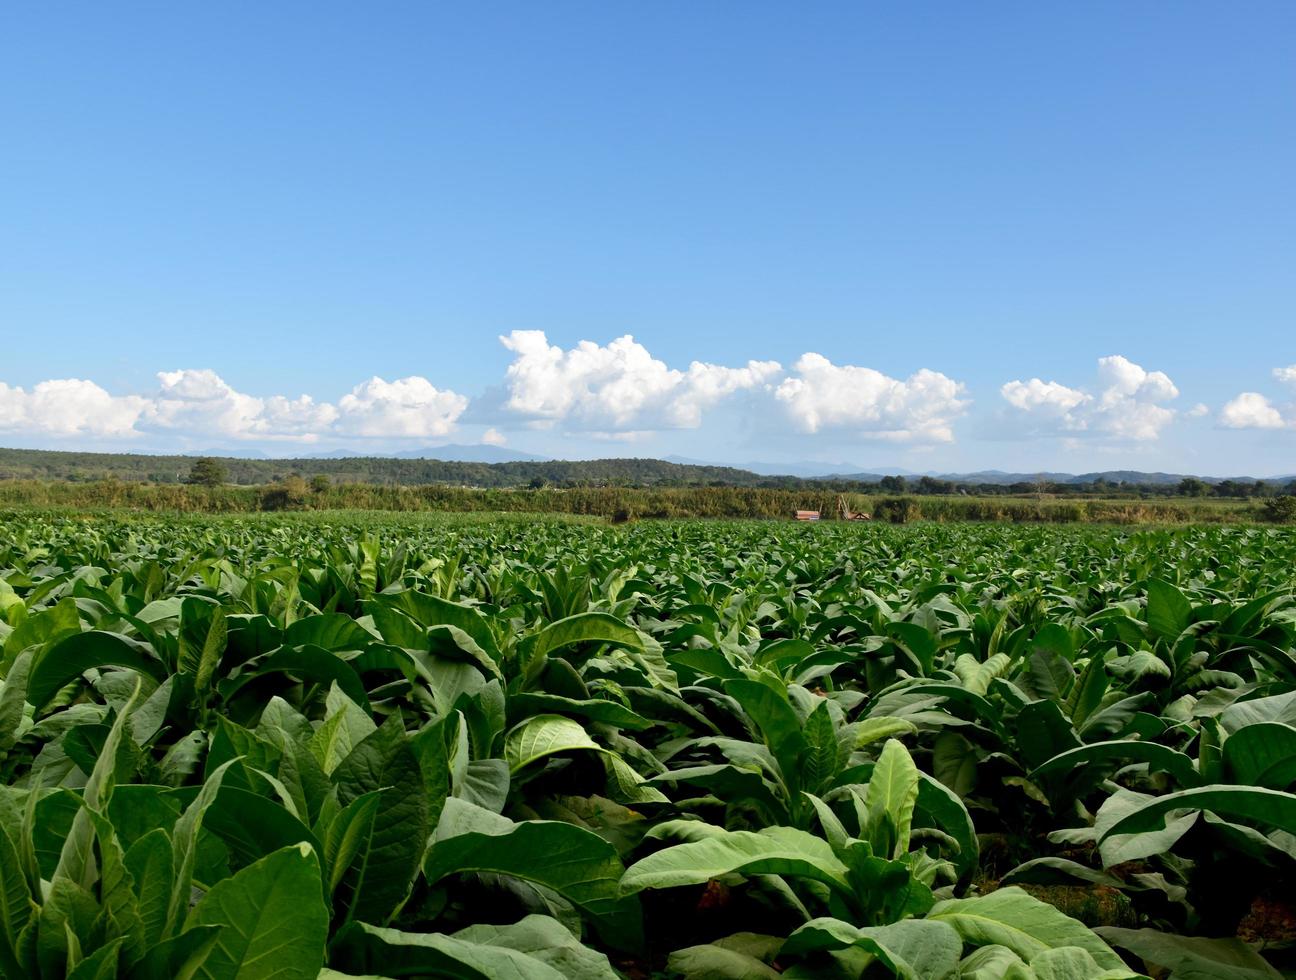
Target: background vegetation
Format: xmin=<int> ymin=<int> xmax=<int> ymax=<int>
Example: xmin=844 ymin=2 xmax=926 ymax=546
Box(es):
xmin=0 ymin=480 xmax=1275 ymax=524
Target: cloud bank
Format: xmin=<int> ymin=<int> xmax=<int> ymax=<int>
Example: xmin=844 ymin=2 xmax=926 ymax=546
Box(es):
xmin=0 ymin=371 xmax=467 ymax=443
xmin=2 ymin=337 xmax=1222 ymax=453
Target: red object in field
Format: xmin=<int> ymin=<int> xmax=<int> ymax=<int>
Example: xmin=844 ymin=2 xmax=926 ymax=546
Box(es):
xmin=794 ymin=510 xmax=821 ymax=521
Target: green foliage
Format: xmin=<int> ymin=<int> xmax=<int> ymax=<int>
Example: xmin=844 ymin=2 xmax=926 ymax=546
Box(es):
xmin=1 ymin=513 xmax=1295 ymax=976
xmin=1262 ymin=493 xmax=1296 ymax=523
xmin=184 ymin=458 xmax=227 ymax=487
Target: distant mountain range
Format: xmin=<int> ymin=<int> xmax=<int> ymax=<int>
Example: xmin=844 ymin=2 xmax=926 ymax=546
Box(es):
xmin=667 ymin=456 xmax=1292 ymax=485
xmin=821 ymin=469 xmax=1296 ymax=486
xmin=305 ymin=444 xmax=548 ymax=464
xmin=663 ymin=455 xmax=913 ymax=479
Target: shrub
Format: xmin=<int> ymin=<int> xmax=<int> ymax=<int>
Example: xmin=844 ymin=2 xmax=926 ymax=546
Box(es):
xmin=261 ymin=475 xmax=310 ymax=511
xmin=1262 ymin=494 xmax=1296 ymax=523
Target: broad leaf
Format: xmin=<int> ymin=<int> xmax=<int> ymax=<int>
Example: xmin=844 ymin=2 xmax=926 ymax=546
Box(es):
xmin=187 ymin=843 xmax=329 ymax=979
xmin=927 ymin=887 xmax=1131 ymax=972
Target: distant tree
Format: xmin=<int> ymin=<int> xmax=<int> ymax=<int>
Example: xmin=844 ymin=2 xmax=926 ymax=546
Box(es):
xmin=528 ymin=476 xmax=548 ymax=489
xmin=879 ymin=475 xmax=907 ymax=493
xmin=261 ymin=475 xmax=309 ymax=511
xmin=1262 ymin=495 xmax=1296 ymax=523
xmin=185 ymin=457 xmax=227 ymax=487
xmin=1177 ymin=477 xmax=1209 ymax=497
xmin=310 ymin=474 xmax=331 ymax=493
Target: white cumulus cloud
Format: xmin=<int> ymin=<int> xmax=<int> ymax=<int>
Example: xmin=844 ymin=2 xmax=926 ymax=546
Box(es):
xmin=498 ymin=330 xmax=781 ymax=432
xmin=481 ymin=427 xmax=507 ymax=446
xmin=335 ymin=377 xmax=468 ymax=438
xmin=773 ymin=354 xmax=968 ymax=443
xmin=1000 ymin=379 xmax=1090 ymax=423
xmin=1220 ymin=393 xmax=1288 ymax=430
xmin=1217 ymin=366 xmax=1296 ymax=431
xmin=1000 ymin=355 xmax=1179 ymax=441
xmin=149 ymin=369 xmax=339 ymax=440
xmin=0 ymin=379 xmax=149 ymax=437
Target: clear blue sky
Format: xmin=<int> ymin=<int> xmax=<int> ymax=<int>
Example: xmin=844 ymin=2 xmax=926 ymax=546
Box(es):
xmin=2 ymin=3 xmax=1293 ymax=474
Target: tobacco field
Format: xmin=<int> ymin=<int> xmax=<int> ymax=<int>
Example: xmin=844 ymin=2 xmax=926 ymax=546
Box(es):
xmin=2 ymin=511 xmax=1296 ymax=979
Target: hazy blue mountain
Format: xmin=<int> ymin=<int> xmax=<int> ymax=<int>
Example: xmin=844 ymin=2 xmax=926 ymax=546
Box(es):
xmin=305 ymin=444 xmax=548 ymax=463
xmin=388 ymin=444 xmax=548 ymax=463
xmin=663 ymin=455 xmax=915 ymax=479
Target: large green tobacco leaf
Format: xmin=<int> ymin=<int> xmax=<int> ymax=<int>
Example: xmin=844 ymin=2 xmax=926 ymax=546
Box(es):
xmin=1099 ymin=785 xmax=1296 ymax=840
xmin=1031 ymin=740 xmax=1201 ymax=789
xmin=281 ymin=613 xmax=374 ymax=652
xmin=426 ymin=624 xmax=505 ymax=681
xmin=335 ymin=916 xmax=620 ymax=980
xmin=723 ymin=679 xmax=807 ymax=772
xmin=864 ymin=739 xmax=920 ymax=860
xmin=204 ymin=787 xmax=322 ymax=869
xmin=529 ymin=612 xmax=644 ymax=661
xmin=0 ymin=824 xmax=34 ymax=977
xmin=666 ymin=933 xmax=784 ymax=979
xmin=508 ymin=692 xmax=654 ymax=731
xmin=1220 ymin=691 xmax=1296 ymax=733
xmin=1096 ymin=927 xmax=1281 ymax=979
xmin=332 ymin=725 xmax=430 ymax=926
xmin=799 ymin=700 xmax=843 ymax=794
xmin=915 ymin=772 xmax=979 ymax=881
xmin=65 ymin=939 xmax=124 ymax=980
xmin=504 ymin=714 xmax=601 ymax=773
xmin=1087 ymin=789 xmax=1199 ymax=868
xmin=953 ymin=653 xmax=1012 ymax=697
xmin=321 ymin=791 xmax=382 ymax=896
xmin=621 ymin=825 xmax=851 ymax=894
xmin=1221 ymin=722 xmax=1296 ymax=788
xmin=0 ymin=650 xmax=33 ymax=759
xmin=783 ymin=917 xmax=962 ymax=980
xmin=55 ymin=680 xmax=140 ymax=892
xmin=228 ymin=645 xmax=371 ymax=711
xmin=166 ymin=760 xmax=238 ymax=939
xmin=854 ymin=717 xmax=919 ymax=748
xmin=186 ymin=843 xmax=329 ymax=980
xmin=124 ymin=828 xmax=173 ymax=950
xmin=129 ymin=927 xmax=224 ymax=980
xmin=1145 ymin=579 xmax=1193 ymax=640
xmin=183 ymin=607 xmax=227 ymax=699
xmin=955 ymin=944 xmax=1033 ymax=979
xmin=384 ymin=591 xmax=501 ymax=659
xmin=424 ymin=819 xmax=640 ymax=951
xmin=26 ymin=631 xmax=165 ymax=712
xmin=451 ymin=916 xmax=621 ymax=979
xmin=34 ymin=877 xmax=98 ymax=977
xmin=927 ymin=887 xmax=1133 ymax=973
xmin=1 ymin=596 xmax=80 ymax=676
xmin=310 ymin=685 xmax=378 ymax=775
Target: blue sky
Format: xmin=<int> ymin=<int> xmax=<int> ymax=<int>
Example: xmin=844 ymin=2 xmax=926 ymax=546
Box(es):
xmin=2 ymin=3 xmax=1293 ymax=474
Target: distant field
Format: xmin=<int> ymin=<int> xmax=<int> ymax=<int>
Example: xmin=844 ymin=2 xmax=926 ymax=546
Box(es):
xmin=0 ymin=478 xmax=1266 ymax=523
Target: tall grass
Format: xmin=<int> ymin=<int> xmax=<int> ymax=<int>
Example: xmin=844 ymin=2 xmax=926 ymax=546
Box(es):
xmin=0 ymin=479 xmax=1261 ymax=523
